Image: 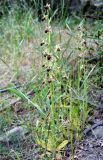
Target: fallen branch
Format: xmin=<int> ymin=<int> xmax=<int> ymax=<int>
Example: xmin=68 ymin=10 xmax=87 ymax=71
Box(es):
xmin=85 ymin=15 xmax=103 ymax=20
xmin=83 ymin=120 xmax=103 ymax=136
xmin=85 ymin=55 xmax=103 ymax=64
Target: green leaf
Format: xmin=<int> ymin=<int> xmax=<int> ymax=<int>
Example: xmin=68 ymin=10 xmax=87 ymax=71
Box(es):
xmin=97 ymin=52 xmax=103 ymax=55
xmin=56 ymin=140 xmax=68 ymax=151
xmin=36 ymin=136 xmax=53 ymax=152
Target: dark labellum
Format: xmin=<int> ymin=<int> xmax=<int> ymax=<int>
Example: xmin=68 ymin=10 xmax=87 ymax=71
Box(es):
xmin=48 ymin=80 xmax=52 ymax=83
xmin=42 ymin=64 xmax=45 ymax=67
xmin=41 ymin=16 xmax=46 ymax=21
xmin=48 ymin=95 xmax=51 ymax=99
xmin=47 ymin=68 xmax=51 ymax=72
xmin=47 ymin=55 xmax=52 ymax=60
xmin=44 ymin=3 xmax=50 ymax=10
xmin=42 ymin=80 xmax=46 ymax=85
xmin=57 ymin=48 xmax=61 ymax=52
xmin=45 ymin=28 xmax=49 ymax=33
xmin=83 ymin=40 xmax=87 ymax=46
xmin=40 ymin=42 xmax=45 ymax=46
xmin=43 ymin=53 xmax=48 ymax=57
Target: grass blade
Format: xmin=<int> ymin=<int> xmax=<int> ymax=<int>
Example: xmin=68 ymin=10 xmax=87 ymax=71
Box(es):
xmin=8 ymin=88 xmax=45 ymax=117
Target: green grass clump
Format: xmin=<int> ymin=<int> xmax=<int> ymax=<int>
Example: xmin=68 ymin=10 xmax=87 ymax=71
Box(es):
xmin=0 ymin=5 xmax=103 ymax=159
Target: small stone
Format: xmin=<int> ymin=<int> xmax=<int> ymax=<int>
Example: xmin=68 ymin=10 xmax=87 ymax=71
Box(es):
xmin=0 ymin=126 xmax=28 ymax=143
xmin=93 ymin=126 xmax=103 ymax=138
